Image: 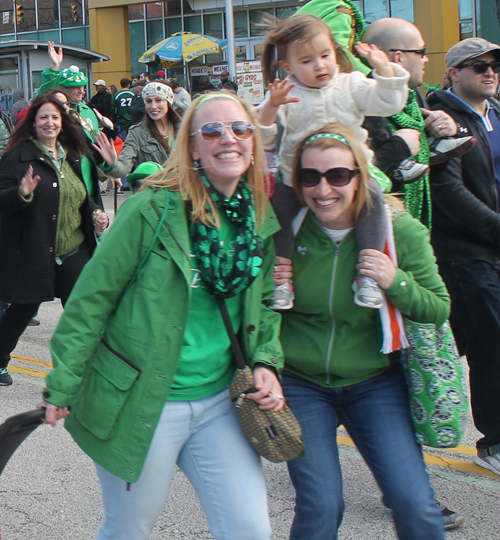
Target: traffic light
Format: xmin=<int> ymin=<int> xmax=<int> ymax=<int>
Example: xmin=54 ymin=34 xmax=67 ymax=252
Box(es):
xmin=71 ymin=4 xmax=78 ymax=22
xmin=16 ymin=5 xmax=24 ymax=24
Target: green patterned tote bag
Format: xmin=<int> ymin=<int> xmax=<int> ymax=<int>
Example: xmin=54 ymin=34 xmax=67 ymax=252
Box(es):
xmin=402 ymin=320 xmax=469 ymax=448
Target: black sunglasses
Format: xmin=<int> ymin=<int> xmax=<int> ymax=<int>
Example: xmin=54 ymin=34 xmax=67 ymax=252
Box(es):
xmin=298 ymin=167 xmax=358 ymax=188
xmin=457 ymin=60 xmax=500 ymax=74
xmin=389 ymin=47 xmax=427 ymax=58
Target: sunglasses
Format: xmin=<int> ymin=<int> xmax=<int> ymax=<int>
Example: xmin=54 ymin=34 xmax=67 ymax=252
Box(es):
xmin=298 ymin=167 xmax=358 ymax=188
xmin=457 ymin=60 xmax=500 ymax=74
xmin=389 ymin=47 xmax=427 ymax=58
xmin=191 ymin=120 xmax=255 ymax=141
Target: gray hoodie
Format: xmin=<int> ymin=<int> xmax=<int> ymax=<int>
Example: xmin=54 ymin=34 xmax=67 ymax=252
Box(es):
xmin=11 ymin=88 xmax=28 ymax=124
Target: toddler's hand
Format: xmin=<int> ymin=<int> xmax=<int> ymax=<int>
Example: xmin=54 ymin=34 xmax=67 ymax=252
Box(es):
xmin=355 ymin=43 xmax=395 ymax=78
xmin=269 ymin=78 xmax=300 ymax=108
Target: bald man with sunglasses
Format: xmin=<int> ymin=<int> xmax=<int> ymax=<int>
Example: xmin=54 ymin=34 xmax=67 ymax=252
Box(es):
xmin=428 ymin=38 xmax=500 ymax=478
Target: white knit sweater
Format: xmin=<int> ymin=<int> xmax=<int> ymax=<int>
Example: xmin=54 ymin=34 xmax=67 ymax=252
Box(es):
xmin=258 ymin=64 xmax=410 ymax=186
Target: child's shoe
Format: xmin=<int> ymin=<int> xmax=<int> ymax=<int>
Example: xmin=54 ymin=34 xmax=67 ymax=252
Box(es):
xmin=429 ymin=136 xmax=476 ymax=165
xmin=269 ymin=280 xmax=294 ymax=310
xmin=393 ymin=159 xmax=430 ymax=184
xmin=352 ymin=276 xmax=383 ymax=309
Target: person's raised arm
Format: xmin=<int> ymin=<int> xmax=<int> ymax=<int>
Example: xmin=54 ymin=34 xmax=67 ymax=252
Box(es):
xmin=48 ymin=40 xmax=63 ymax=71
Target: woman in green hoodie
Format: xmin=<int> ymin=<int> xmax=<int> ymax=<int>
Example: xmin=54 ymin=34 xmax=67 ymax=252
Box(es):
xmin=274 ymin=123 xmax=450 ymax=540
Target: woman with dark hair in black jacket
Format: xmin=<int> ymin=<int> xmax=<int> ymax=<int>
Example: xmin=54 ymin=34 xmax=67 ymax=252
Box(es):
xmin=0 ymin=92 xmax=108 ymax=386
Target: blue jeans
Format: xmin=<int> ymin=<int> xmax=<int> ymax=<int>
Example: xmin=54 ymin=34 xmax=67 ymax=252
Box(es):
xmin=94 ymin=388 xmax=271 ymax=540
xmin=283 ymin=366 xmax=445 ymax=540
xmin=439 ymin=260 xmax=500 ymax=449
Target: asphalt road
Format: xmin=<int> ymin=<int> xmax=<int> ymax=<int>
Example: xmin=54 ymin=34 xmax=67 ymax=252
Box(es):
xmin=1 ymin=192 xmax=499 ymax=539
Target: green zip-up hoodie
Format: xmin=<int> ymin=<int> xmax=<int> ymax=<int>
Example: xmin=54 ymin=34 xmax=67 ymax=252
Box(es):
xmin=280 ymin=208 xmax=450 ymax=388
xmin=43 ymin=187 xmax=283 ymax=482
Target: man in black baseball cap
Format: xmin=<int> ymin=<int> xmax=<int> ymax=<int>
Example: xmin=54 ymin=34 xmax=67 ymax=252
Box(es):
xmin=429 ymin=37 xmax=500 ymax=478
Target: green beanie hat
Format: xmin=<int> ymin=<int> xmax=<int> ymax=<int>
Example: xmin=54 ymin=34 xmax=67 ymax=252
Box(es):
xmin=58 ymin=65 xmax=88 ymax=87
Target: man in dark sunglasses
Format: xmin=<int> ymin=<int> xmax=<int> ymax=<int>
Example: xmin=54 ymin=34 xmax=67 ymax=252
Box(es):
xmin=428 ymin=37 xmax=500 ymax=479
xmin=359 ymin=18 xmax=474 ymax=231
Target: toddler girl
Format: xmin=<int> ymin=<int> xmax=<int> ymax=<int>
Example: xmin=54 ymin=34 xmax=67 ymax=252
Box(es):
xmin=258 ymin=14 xmax=409 ymax=310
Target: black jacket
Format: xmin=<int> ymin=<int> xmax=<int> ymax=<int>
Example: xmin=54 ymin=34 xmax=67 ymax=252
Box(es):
xmin=0 ymin=141 xmax=99 ymax=303
xmin=363 ymin=116 xmax=412 ymax=190
xmin=428 ymin=90 xmax=500 ymax=264
xmin=88 ymin=90 xmax=112 ymax=120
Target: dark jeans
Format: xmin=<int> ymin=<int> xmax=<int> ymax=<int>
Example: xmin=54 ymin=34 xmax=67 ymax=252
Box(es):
xmin=282 ymin=367 xmax=444 ymax=540
xmin=0 ymin=243 xmax=90 ymax=370
xmin=438 ymin=260 xmax=500 ymax=449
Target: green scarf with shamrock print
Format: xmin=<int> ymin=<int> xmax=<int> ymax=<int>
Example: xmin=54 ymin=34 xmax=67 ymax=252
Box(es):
xmin=190 ymin=175 xmax=263 ymax=298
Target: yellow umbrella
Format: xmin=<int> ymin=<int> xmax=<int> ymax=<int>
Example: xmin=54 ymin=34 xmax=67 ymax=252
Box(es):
xmin=139 ymin=32 xmax=228 ymax=68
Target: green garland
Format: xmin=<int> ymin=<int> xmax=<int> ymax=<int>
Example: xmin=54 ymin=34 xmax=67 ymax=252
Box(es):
xmin=387 ymin=90 xmax=432 ymax=229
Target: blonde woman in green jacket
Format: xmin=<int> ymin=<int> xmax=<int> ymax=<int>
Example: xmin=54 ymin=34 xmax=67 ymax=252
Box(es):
xmin=273 ymin=123 xmax=450 ymax=540
xmin=38 ymin=93 xmax=284 ymax=540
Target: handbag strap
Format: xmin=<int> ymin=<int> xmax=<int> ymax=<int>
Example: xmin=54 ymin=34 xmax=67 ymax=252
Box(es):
xmin=216 ymin=297 xmax=247 ymax=371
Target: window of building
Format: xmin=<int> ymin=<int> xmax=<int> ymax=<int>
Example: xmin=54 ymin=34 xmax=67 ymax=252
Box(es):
xmin=390 ymin=0 xmax=413 ymax=22
xmin=182 ymin=0 xmax=195 ymax=16
xmin=254 ymin=43 xmax=265 ymax=61
xmin=363 ymin=0 xmax=389 ymax=24
xmin=18 ymin=31 xmax=39 ymax=40
xmin=39 ymin=28 xmax=60 ymax=41
xmin=0 ymin=0 xmax=15 ymax=34
xmin=165 ymin=0 xmax=181 ymax=17
xmin=62 ymin=27 xmax=88 ymax=48
xmin=184 ymin=15 xmax=201 ymax=34
xmin=204 ymin=13 xmax=223 ymax=39
xmin=130 ymin=20 xmax=146 ymax=76
xmin=38 ymin=0 xmax=59 ymax=30
xmin=147 ymin=18 xmax=163 ymax=47
xmin=459 ymin=0 xmax=474 ymax=39
xmin=165 ymin=17 xmax=182 ymax=37
xmin=233 ymin=11 xmax=248 ymax=38
xmin=460 ymin=21 xmax=474 ymax=39
xmin=276 ymin=7 xmax=297 ymax=20
xmin=62 ymin=0 xmax=83 ymax=28
xmin=249 ymin=8 xmax=273 ymax=37
xmin=146 ymin=2 xmax=162 ymax=19
xmin=129 ymin=4 xmax=144 ymax=21
xmin=16 ymin=0 xmax=37 ymax=32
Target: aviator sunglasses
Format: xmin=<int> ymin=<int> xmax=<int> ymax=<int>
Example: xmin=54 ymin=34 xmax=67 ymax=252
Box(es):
xmin=457 ymin=60 xmax=500 ymax=74
xmin=191 ymin=120 xmax=255 ymax=141
xmin=298 ymin=167 xmax=358 ymax=188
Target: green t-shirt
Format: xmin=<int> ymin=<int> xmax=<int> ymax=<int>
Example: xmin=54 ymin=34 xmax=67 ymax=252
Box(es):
xmin=169 ymin=212 xmax=243 ymax=401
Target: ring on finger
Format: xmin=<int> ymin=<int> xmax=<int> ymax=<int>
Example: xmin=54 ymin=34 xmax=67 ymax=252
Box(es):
xmin=273 ymin=265 xmax=279 ymax=273
xmin=367 ymin=263 xmax=373 ymax=269
xmin=437 ymin=124 xmax=442 ymax=130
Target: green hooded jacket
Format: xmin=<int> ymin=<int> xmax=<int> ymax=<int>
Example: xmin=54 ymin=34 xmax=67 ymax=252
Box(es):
xmin=280 ymin=209 xmax=450 ymax=388
xmin=43 ymin=187 xmax=283 ymax=482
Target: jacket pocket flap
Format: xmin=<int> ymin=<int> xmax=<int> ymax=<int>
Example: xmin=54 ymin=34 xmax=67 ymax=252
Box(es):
xmin=142 ymin=145 xmax=157 ymax=154
xmin=94 ymin=339 xmax=141 ymax=391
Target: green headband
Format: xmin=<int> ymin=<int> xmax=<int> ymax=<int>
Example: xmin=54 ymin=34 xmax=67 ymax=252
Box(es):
xmin=303 ymin=133 xmax=351 ymax=149
xmin=195 ymin=92 xmax=242 ymax=111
